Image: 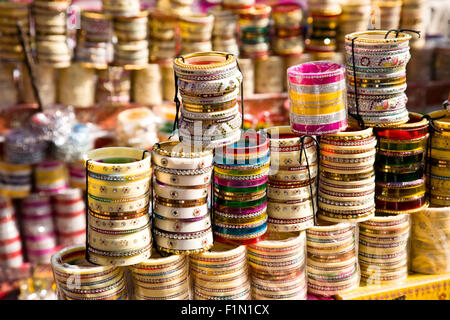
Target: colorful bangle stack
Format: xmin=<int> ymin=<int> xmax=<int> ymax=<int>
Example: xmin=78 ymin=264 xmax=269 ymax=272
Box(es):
xmin=0 ymin=1 xmax=29 ymax=62
xmin=113 ymin=10 xmax=149 ymax=67
xmin=152 ymin=141 xmax=214 ymax=254
xmin=116 ymin=107 xmax=159 ymax=151
xmin=51 ymin=245 xmax=128 ymax=300
xmin=306 ymin=220 xmax=359 ymax=296
xmin=372 ymin=0 xmax=402 ymax=30
xmin=68 ymin=160 xmax=86 ymax=190
xmin=222 ymin=0 xmax=255 ymax=14
xmin=427 ymin=110 xmax=450 ymax=207
xmin=410 ymin=205 xmax=450 ymax=275
xmin=358 ymin=214 xmax=410 ymax=285
xmin=345 ymin=30 xmax=412 ymax=127
xmin=288 ymin=61 xmax=347 ymax=135
xmin=96 ymin=66 xmax=131 ymax=107
xmin=209 ymin=6 xmax=239 ymax=57
xmin=4 ymin=127 xmax=48 ymax=164
xmin=305 ymin=0 xmax=341 ymax=53
xmin=0 ymin=161 xmax=32 ymax=199
xmin=54 ymin=188 xmax=86 ymax=247
xmin=336 ymin=0 xmax=372 ymax=52
xmin=213 ymin=131 xmax=269 ymax=245
xmin=265 ymin=126 xmax=316 ymax=232
xmin=85 ymin=147 xmax=152 ymax=266
xmin=374 ymin=112 xmax=429 ymax=214
xmin=318 ymin=127 xmax=376 ymax=222
xmin=178 ymin=13 xmax=214 ymax=55
xmin=238 ymin=4 xmax=271 ymax=60
xmin=34 ymin=160 xmax=68 ymax=195
xmin=174 ymin=52 xmax=243 ymax=148
xmin=102 ymin=0 xmax=141 ymax=17
xmin=271 ymin=3 xmax=304 ymax=57
xmin=247 ymin=231 xmax=307 ymax=300
xmin=76 ymin=11 xmax=113 ymax=69
xmin=22 ymin=194 xmax=57 ymax=264
xmin=129 ymin=249 xmax=190 ymax=300
xmin=0 ymin=196 xmax=23 ymax=268
xmin=400 ymin=0 xmax=426 ymax=49
xmin=148 ymin=10 xmax=177 ymax=62
xmin=190 ymin=243 xmax=251 ymax=300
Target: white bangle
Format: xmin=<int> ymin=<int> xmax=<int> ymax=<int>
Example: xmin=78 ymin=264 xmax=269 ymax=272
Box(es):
xmin=153 ymin=214 xmax=211 ymax=233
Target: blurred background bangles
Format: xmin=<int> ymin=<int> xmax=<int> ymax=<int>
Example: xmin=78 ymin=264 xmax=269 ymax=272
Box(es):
xmin=0 ymin=195 xmax=23 ymax=268
xmin=85 ymin=147 xmax=152 ymax=266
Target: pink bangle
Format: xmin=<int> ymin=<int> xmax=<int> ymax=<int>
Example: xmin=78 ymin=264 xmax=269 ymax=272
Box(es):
xmin=287 ymin=62 xmax=345 ymax=86
xmin=25 ymin=232 xmax=56 ymax=241
xmin=27 ymin=247 xmax=56 ymax=256
xmin=214 ymin=202 xmax=267 ymax=215
xmin=36 ymin=185 xmax=68 ymax=194
xmin=22 ymin=213 xmax=53 ymax=220
xmin=214 ymin=176 xmax=268 ymax=187
xmin=291 ymin=119 xmax=348 ymax=136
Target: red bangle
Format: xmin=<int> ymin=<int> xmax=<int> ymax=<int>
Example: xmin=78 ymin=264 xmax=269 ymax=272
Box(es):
xmin=217 ymin=132 xmax=269 ymax=156
xmin=58 ymin=229 xmax=86 ymax=238
xmin=0 ymin=249 xmax=22 ymax=260
xmin=375 ymin=113 xmax=429 ymax=140
xmin=0 ymin=235 xmax=21 ymax=246
xmin=376 ymin=196 xmax=426 ymax=211
xmin=214 ymin=233 xmax=267 ymax=246
xmin=55 ymin=209 xmax=85 ymax=218
xmin=55 ymin=198 xmax=83 ymax=206
xmin=0 ymin=214 xmax=16 ymax=224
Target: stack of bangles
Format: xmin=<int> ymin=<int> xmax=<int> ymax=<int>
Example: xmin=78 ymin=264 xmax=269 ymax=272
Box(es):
xmin=265 ymin=126 xmax=317 ymax=232
xmin=54 ymin=188 xmax=86 ymax=246
xmin=152 ymin=141 xmax=214 ymax=254
xmin=178 ymin=13 xmax=214 ymax=55
xmin=345 ymin=30 xmax=412 ymax=127
xmin=51 ymin=245 xmax=128 ymax=300
xmin=209 ymin=6 xmax=239 ymax=57
xmin=306 ymin=220 xmax=359 ymax=296
xmin=222 ymin=0 xmax=255 ymax=14
xmin=427 ymin=109 xmax=450 ymax=207
xmin=374 ymin=113 xmax=429 ymax=214
xmin=22 ymin=194 xmax=57 ymax=264
xmin=358 ymin=214 xmax=410 ymax=285
xmin=85 ymin=147 xmax=152 ymax=266
xmin=189 ymin=243 xmax=251 ymax=300
xmin=0 ymin=195 xmax=23 ymax=268
xmin=174 ymin=52 xmax=243 ymax=148
xmin=34 ymin=160 xmax=68 ymax=195
xmin=247 ymin=231 xmax=307 ymax=300
xmin=68 ymin=160 xmax=86 ymax=190
xmin=148 ymin=10 xmax=177 ymax=61
xmin=288 ymin=61 xmax=347 ymax=135
xmin=271 ymin=3 xmax=304 ymax=57
xmin=318 ymin=127 xmax=377 ymax=222
xmin=410 ymin=205 xmax=450 ymax=274
xmin=238 ymin=4 xmax=271 ymax=59
xmin=213 ymin=131 xmax=269 ymax=245
xmin=305 ymin=1 xmax=341 ymax=53
xmin=0 ymin=161 xmax=32 ymax=198
xmin=129 ymin=249 xmax=190 ymax=300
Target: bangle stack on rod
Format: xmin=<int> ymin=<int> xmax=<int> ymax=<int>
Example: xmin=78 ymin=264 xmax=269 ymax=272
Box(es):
xmin=213 ymin=131 xmax=270 ymax=245
xmin=152 ymin=141 xmax=214 ymax=254
xmin=374 ymin=113 xmax=429 ymax=215
xmin=85 ymin=147 xmax=152 ymax=266
xmin=266 ymin=126 xmax=317 ymax=232
xmin=174 ymin=52 xmax=243 ymax=148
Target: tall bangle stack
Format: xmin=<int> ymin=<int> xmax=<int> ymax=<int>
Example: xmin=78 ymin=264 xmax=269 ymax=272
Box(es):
xmin=174 ymin=52 xmax=243 ymax=148
xmin=0 ymin=2 xmax=29 ymax=62
xmin=410 ymin=205 xmax=450 ymax=274
xmin=76 ymin=11 xmax=113 ymax=69
xmin=129 ymin=250 xmax=190 ymax=300
xmin=247 ymin=231 xmax=307 ymax=300
xmin=190 ymin=243 xmax=251 ymax=300
xmin=345 ymin=30 xmax=412 ymax=127
xmin=0 ymin=161 xmax=32 ymax=199
xmin=22 ymin=194 xmax=57 ymax=264
xmin=427 ymin=110 xmax=450 ymax=207
xmin=51 ymin=245 xmax=128 ymax=300
xmin=214 ymin=132 xmax=269 ymax=245
xmin=34 ymin=160 xmax=68 ymax=195
xmin=318 ymin=127 xmax=376 ymax=222
xmin=148 ymin=10 xmax=177 ymax=62
xmin=306 ymin=220 xmax=359 ymax=296
xmin=102 ymin=0 xmax=141 ymax=17
xmin=96 ymin=66 xmax=131 ymax=107
xmin=372 ymin=0 xmax=402 ymax=30
xmin=152 ymin=141 xmax=214 ymax=254
xmin=68 ymin=160 xmax=86 ymax=190
xmin=375 ymin=113 xmax=429 ymax=214
xmin=288 ymin=61 xmax=347 ymax=135
xmin=178 ymin=13 xmax=214 ymax=55
xmin=358 ymin=214 xmax=410 ymax=285
xmin=271 ymin=3 xmax=304 ymax=57
xmin=132 ymin=64 xmax=163 ymax=107
xmin=85 ymin=147 xmax=152 ymax=266
xmin=238 ymin=4 xmax=271 ymax=60
xmin=209 ymin=6 xmax=239 ymax=58
xmin=255 ymin=56 xmax=284 ymax=94
xmin=400 ymin=0 xmax=426 ymax=49
xmin=116 ymin=107 xmax=159 ymax=151
xmin=305 ymin=0 xmax=341 ymax=53
xmin=54 ymin=189 xmax=86 ymax=247
xmin=265 ymin=126 xmax=316 ymax=232
xmin=0 ymin=196 xmax=23 ymax=268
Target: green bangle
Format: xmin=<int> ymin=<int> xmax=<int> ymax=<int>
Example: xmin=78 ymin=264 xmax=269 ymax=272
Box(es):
xmin=214 ymin=196 xmax=267 ymax=208
xmin=214 ymin=183 xmax=267 ymax=194
xmin=376 ymin=153 xmax=425 ymax=167
xmin=379 ymin=140 xmax=427 ymax=152
xmin=376 ymin=169 xmax=424 ymax=183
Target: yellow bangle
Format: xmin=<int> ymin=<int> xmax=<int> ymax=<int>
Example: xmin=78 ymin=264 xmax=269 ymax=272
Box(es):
xmin=213 ymin=164 xmax=270 ymax=177
xmin=291 ymin=102 xmax=345 ymax=115
xmin=289 ymin=90 xmax=344 ymax=104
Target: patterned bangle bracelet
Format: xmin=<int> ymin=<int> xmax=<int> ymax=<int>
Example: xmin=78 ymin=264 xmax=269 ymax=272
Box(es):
xmin=85 ymin=147 xmax=151 ymax=175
